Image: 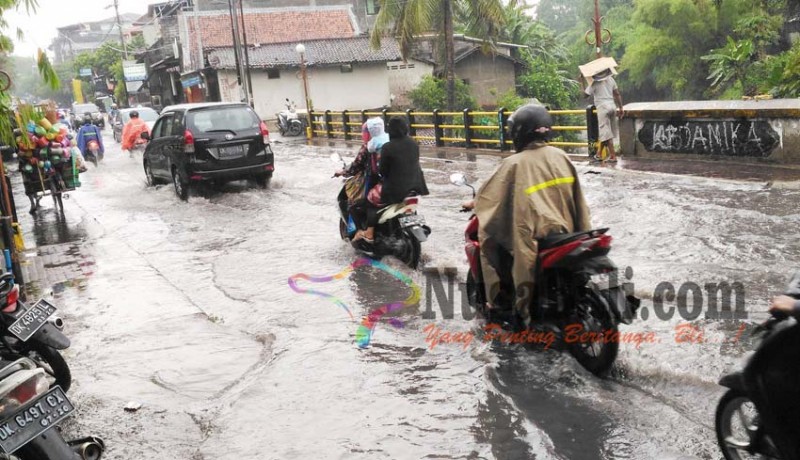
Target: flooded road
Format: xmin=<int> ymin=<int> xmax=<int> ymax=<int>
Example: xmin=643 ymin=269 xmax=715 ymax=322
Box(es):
xmin=10 ymin=132 xmax=800 ymax=459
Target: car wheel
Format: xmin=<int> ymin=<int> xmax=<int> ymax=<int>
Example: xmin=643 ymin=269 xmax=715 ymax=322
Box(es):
xmin=144 ymin=161 xmax=157 ymax=186
xmin=172 ymin=167 xmax=189 ymax=201
xmin=253 ymin=173 xmax=271 ymax=188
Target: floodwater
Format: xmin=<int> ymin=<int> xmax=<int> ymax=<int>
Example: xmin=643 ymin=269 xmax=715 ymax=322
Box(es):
xmin=9 ymin=131 xmax=800 ymax=459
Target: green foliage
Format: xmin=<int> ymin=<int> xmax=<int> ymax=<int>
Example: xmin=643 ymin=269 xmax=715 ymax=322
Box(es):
xmin=408 ymin=75 xmax=477 ymax=110
xmin=518 ymin=55 xmax=577 ymax=109
xmin=495 ymin=89 xmax=526 ymax=111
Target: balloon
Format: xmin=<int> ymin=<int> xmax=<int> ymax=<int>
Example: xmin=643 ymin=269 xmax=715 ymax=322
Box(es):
xmin=23 ymin=164 xmax=33 ymax=173
xmin=38 ymin=118 xmax=53 ymax=131
xmin=61 ymin=139 xmax=70 ymax=148
xmin=55 ymin=134 xmax=64 ymax=143
xmin=63 ymin=149 xmax=71 ymax=160
xmin=36 ymin=137 xmax=48 ymax=148
xmin=34 ymin=126 xmax=45 ymax=137
xmin=45 ymin=132 xmax=55 ymax=141
xmin=26 ymin=121 xmax=36 ymax=133
xmin=59 ymin=127 xmax=68 ymax=135
xmin=29 ymin=157 xmax=38 ymax=165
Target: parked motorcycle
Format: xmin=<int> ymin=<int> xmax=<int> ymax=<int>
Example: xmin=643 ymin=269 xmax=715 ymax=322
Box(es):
xmin=0 ymin=356 xmax=104 ymax=459
xmin=83 ymin=141 xmax=102 ymax=167
xmin=450 ymin=173 xmax=640 ymax=375
xmin=331 ymin=153 xmax=430 ymax=269
xmin=0 ymin=274 xmax=71 ymax=392
xmin=715 ymin=272 xmax=800 ymax=460
xmin=276 ymin=99 xmax=305 ymax=137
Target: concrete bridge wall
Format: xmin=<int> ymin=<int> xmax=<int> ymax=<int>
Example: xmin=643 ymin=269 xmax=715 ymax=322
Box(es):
xmin=619 ymin=100 xmax=800 ymax=164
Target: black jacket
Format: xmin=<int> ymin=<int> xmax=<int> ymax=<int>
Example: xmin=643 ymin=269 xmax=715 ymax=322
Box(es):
xmin=379 ymin=136 xmax=429 ymax=204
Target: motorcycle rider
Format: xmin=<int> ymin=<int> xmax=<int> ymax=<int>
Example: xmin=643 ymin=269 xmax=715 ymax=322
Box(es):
xmin=76 ymin=113 xmax=104 ymax=159
xmin=334 ymin=122 xmax=372 ymax=212
xmin=108 ymin=103 xmax=119 ymax=125
xmin=752 ymin=291 xmax=800 ymax=460
xmin=121 ymin=110 xmax=149 ymax=156
xmin=352 ymin=117 xmax=428 ymax=250
xmin=468 ymin=104 xmax=592 ymax=329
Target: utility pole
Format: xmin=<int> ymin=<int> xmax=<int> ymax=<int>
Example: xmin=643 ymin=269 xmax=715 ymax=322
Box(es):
xmin=238 ymin=0 xmax=254 ymax=107
xmin=113 ymin=0 xmax=130 ymax=107
xmin=228 ymin=0 xmax=245 ymax=102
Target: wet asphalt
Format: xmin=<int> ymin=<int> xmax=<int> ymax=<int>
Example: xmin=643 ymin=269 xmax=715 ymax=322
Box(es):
xmin=6 ymin=131 xmax=800 ymax=459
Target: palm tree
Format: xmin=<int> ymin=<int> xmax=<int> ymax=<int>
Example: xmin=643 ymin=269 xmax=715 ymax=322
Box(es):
xmin=371 ymin=0 xmax=505 ymax=109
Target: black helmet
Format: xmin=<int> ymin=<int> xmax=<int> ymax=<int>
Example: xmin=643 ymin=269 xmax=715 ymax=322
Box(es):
xmin=130 ymin=110 xmax=139 ymax=118
xmin=83 ymin=113 xmax=92 ymax=125
xmin=387 ymin=116 xmax=408 ymax=139
xmin=507 ymin=104 xmax=553 ymax=152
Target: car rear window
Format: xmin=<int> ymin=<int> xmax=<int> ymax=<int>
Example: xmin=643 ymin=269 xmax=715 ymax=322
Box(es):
xmin=187 ymin=106 xmax=260 ymax=133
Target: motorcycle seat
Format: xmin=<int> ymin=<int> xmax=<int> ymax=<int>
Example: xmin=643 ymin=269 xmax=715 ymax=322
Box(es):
xmin=538 ymin=228 xmax=609 ymax=250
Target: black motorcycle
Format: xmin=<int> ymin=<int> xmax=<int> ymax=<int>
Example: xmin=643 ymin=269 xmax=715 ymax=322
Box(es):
xmin=0 ymin=274 xmax=71 ymax=392
xmin=715 ymin=272 xmax=800 ymax=460
xmin=0 ymin=357 xmax=103 ymax=459
xmin=331 ymin=153 xmax=430 ymax=269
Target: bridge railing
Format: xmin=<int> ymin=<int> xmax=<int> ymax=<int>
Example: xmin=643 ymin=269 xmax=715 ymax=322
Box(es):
xmin=308 ymin=107 xmax=599 ymax=152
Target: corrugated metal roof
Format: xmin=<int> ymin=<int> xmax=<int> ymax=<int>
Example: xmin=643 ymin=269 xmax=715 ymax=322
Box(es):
xmin=207 ymin=37 xmax=402 ymax=69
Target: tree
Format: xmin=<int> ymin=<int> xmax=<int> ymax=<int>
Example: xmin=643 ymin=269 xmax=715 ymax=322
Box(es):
xmin=0 ymin=0 xmax=59 ymax=145
xmin=371 ymin=0 xmax=505 ymax=109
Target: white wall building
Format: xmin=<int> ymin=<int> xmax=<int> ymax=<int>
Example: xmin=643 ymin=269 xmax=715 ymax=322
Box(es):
xmin=207 ymin=37 xmax=403 ymax=120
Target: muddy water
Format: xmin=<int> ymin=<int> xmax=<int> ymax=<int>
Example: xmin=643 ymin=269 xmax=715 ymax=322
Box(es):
xmin=10 ymin=133 xmax=800 ymax=459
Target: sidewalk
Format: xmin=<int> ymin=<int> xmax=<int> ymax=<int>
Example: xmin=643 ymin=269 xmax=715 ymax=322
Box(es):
xmin=299 ymin=137 xmax=800 ymax=182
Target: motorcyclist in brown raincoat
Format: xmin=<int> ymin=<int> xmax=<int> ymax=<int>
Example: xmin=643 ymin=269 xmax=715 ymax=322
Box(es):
xmin=471 ymin=104 xmax=592 ymax=328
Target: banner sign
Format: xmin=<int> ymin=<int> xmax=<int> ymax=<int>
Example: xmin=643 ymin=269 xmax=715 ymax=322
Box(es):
xmin=79 ymin=68 xmax=92 ymax=77
xmin=122 ymin=61 xmax=147 ymax=82
xmin=181 ymin=75 xmax=202 ymax=88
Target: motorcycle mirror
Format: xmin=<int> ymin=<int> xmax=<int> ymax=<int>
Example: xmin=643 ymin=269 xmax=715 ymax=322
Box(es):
xmin=285 ymin=98 xmax=290 ymax=102
xmin=449 ymin=173 xmax=467 ymax=186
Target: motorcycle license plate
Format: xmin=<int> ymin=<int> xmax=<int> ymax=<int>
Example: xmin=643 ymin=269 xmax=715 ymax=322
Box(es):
xmin=216 ymin=145 xmax=245 ymax=159
xmin=0 ymin=386 xmax=74 ymax=454
xmin=399 ymin=215 xmax=426 ymax=227
xmin=8 ymin=299 xmax=57 ymax=342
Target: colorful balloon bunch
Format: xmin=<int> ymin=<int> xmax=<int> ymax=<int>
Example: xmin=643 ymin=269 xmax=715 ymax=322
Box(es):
xmin=16 ymin=118 xmax=81 ymax=176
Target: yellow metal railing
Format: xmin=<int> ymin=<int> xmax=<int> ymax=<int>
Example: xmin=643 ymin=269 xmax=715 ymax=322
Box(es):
xmin=307 ymin=107 xmax=598 ymax=153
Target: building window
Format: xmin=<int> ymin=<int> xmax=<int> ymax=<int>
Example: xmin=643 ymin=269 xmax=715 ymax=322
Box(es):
xmin=366 ymin=0 xmax=380 ymax=15
xmin=340 ymin=64 xmax=353 ymax=73
xmin=267 ymin=69 xmax=280 ymax=79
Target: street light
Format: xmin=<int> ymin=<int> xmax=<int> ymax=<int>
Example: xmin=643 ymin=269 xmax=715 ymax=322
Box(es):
xmin=296 ymin=43 xmax=311 ymax=137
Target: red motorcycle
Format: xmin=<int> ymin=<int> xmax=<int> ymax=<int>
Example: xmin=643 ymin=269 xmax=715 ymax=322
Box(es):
xmin=451 ymin=173 xmax=640 ymax=375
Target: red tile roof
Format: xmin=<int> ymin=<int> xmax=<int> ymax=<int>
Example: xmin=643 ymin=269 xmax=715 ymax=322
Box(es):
xmin=186 ymin=10 xmax=356 ymax=49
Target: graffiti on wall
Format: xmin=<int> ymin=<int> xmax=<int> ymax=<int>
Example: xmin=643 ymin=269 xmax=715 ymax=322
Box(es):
xmin=638 ymin=120 xmax=780 ymax=157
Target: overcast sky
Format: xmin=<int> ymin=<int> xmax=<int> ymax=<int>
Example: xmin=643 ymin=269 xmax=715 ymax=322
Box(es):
xmin=6 ymin=0 xmax=148 ymax=58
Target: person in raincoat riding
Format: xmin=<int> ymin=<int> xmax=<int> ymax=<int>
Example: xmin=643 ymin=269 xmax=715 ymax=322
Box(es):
xmin=471 ymin=104 xmax=592 ymax=328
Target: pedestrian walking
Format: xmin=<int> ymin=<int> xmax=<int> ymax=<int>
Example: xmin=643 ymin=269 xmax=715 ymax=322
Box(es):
xmin=585 ymin=68 xmax=624 ymax=162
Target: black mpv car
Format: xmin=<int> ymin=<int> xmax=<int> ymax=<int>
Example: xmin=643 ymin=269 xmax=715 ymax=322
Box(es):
xmin=142 ymin=102 xmax=274 ymax=200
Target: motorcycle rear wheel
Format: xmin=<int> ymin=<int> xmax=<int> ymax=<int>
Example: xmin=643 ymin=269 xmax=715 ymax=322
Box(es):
xmin=566 ymin=297 xmax=619 ymax=376
xmin=396 ymin=232 xmax=421 ymax=269
xmin=715 ymin=389 xmax=777 ymax=460
xmin=5 ymin=342 xmax=71 ymax=392
xmin=287 ymin=122 xmax=303 ymax=137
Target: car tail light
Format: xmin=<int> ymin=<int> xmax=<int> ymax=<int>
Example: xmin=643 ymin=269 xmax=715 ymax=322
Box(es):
xmin=404 ymin=197 xmax=418 ymax=206
xmin=184 ymin=130 xmax=195 ymax=153
xmin=259 ymin=121 xmax=270 ymax=145
xmin=2 ymin=285 xmax=19 ymax=313
xmin=264 ymin=165 xmax=274 ymax=171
